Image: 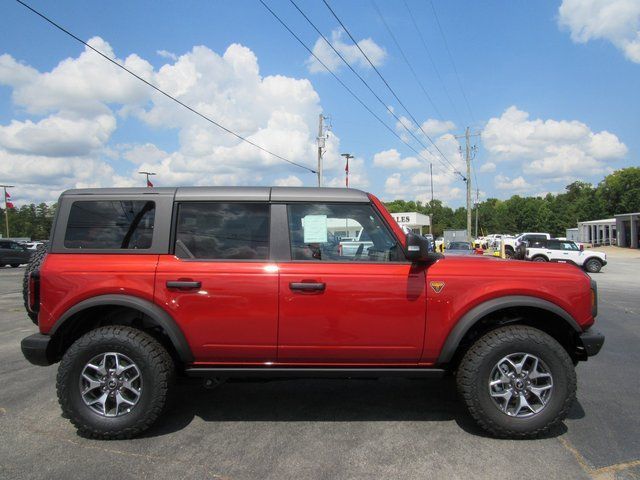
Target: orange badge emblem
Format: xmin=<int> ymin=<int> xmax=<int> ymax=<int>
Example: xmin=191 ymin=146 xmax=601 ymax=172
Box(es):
xmin=430 ymin=281 xmax=445 ymax=293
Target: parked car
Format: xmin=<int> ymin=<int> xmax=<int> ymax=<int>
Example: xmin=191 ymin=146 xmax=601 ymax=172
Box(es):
xmin=23 ymin=241 xmax=46 ymax=250
xmin=21 ymin=186 xmax=603 ymax=440
xmin=445 ymin=241 xmax=475 ymax=255
xmin=0 ymin=240 xmax=33 ymax=267
xmin=525 ymin=239 xmax=607 ymax=273
xmin=338 ymin=228 xmax=374 ymax=258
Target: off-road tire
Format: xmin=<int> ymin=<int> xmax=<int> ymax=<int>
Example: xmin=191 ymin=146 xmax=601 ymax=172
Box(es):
xmin=504 ymin=247 xmax=515 ymax=259
xmin=10 ymin=264 xmax=20 ymax=268
xmin=584 ymin=258 xmax=603 ymax=273
xmin=457 ymin=325 xmax=576 ymax=439
xmin=22 ymin=244 xmax=47 ymax=324
xmin=57 ymin=325 xmax=175 ymax=439
xmin=532 ymin=256 xmax=548 ymax=262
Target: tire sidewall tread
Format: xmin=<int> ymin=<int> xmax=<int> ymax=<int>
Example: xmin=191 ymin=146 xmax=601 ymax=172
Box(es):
xmin=456 ymin=325 xmax=576 ymax=439
xmin=57 ymin=325 xmax=175 ymax=439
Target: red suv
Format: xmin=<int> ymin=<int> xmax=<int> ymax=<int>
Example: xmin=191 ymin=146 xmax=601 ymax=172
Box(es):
xmin=21 ymin=187 xmax=603 ymax=439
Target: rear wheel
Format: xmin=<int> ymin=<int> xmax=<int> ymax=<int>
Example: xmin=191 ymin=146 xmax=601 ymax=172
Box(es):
xmin=532 ymin=256 xmax=548 ymax=262
xmin=57 ymin=326 xmax=175 ymax=439
xmin=456 ymin=325 xmax=576 ymax=439
xmin=584 ymin=258 xmax=602 ymax=273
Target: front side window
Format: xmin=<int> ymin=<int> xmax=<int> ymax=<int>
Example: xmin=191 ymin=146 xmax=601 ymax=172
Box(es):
xmin=175 ymin=203 xmax=269 ymax=260
xmin=64 ymin=200 xmax=155 ymax=249
xmin=287 ymin=203 xmax=403 ymax=262
xmin=561 ymin=241 xmax=579 ymax=251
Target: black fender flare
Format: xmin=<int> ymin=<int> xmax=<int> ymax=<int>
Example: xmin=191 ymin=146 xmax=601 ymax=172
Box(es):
xmin=436 ymin=295 xmax=581 ymax=364
xmin=50 ymin=294 xmax=194 ymax=363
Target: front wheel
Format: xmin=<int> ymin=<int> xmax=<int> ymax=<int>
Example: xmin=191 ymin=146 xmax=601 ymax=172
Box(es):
xmin=584 ymin=258 xmax=602 ymax=273
xmin=456 ymin=325 xmax=576 ymax=439
xmin=57 ymin=326 xmax=175 ymax=439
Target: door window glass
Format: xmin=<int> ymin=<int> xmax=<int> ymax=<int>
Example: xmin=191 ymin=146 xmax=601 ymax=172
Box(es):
xmin=560 ymin=241 xmax=579 ymax=251
xmin=175 ymin=203 xmax=269 ymax=260
xmin=64 ymin=201 xmax=155 ymax=249
xmin=287 ymin=203 xmax=402 ymax=262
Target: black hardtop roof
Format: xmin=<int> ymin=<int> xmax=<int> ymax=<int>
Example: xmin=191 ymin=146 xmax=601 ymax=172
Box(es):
xmin=60 ymin=186 xmax=370 ymax=203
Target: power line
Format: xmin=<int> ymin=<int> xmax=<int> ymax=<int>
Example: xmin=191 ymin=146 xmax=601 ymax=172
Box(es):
xmin=321 ymin=0 xmax=464 ymax=180
xmin=260 ymin=0 xmax=456 ymax=179
xmin=371 ymin=0 xmax=443 ymax=121
xmin=428 ymin=0 xmax=475 ymax=123
xmin=13 ymin=0 xmax=317 ymax=174
xmin=403 ymin=0 xmax=462 ymax=126
xmin=286 ymin=0 xmax=459 ymax=179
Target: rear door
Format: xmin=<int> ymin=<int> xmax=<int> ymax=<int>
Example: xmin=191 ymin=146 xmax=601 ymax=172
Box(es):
xmin=276 ymin=202 xmax=427 ymax=364
xmin=155 ymin=202 xmax=279 ymax=363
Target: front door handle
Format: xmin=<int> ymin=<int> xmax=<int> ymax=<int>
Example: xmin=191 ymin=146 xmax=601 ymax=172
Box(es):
xmin=166 ymin=280 xmax=201 ymax=290
xmin=289 ymin=282 xmax=326 ymax=292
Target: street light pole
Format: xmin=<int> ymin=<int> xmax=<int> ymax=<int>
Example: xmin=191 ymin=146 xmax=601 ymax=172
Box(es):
xmin=1 ymin=184 xmax=14 ymax=238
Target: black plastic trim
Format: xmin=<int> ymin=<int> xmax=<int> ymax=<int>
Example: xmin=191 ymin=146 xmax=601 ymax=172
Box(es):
xmin=578 ymin=329 xmax=604 ymax=356
xmin=437 ymin=295 xmax=582 ymax=364
xmin=185 ymin=367 xmax=446 ymax=378
xmin=51 ymin=294 xmax=194 ymax=363
xmin=269 ymin=203 xmax=290 ymax=261
xmin=21 ymin=333 xmax=55 ymax=366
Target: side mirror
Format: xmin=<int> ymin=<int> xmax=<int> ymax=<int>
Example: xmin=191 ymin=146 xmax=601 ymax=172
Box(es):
xmin=405 ymin=232 xmax=441 ymax=263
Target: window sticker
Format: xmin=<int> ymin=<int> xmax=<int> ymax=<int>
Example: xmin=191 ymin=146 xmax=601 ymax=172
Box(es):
xmin=303 ymin=215 xmax=328 ymax=243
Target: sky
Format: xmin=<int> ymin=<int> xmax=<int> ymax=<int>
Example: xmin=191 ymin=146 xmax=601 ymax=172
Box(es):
xmin=0 ymin=0 xmax=639 ymax=207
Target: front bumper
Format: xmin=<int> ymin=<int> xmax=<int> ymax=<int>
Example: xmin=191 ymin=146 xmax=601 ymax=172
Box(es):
xmin=577 ymin=329 xmax=605 ymax=357
xmin=21 ymin=333 xmax=56 ymax=366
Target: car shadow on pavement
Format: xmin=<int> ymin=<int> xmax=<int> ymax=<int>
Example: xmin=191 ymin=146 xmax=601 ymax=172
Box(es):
xmin=138 ymin=376 xmax=580 ymax=440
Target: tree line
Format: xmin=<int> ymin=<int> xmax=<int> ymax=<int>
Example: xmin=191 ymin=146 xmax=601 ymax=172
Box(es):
xmin=1 ymin=167 xmax=638 ymax=241
xmin=385 ymin=167 xmax=640 ymax=238
xmin=0 ymin=203 xmax=57 ymax=240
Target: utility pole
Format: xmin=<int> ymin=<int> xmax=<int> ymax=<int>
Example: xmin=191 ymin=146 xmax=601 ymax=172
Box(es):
xmin=455 ymin=128 xmax=481 ymax=241
xmin=138 ymin=171 xmax=156 ymax=187
xmin=474 ymin=189 xmax=479 ymax=238
xmin=316 ymin=114 xmax=331 ymax=187
xmin=1 ymin=184 xmax=14 ymax=238
xmin=341 ymin=153 xmax=354 ymax=188
xmin=429 ymin=163 xmax=434 ymax=235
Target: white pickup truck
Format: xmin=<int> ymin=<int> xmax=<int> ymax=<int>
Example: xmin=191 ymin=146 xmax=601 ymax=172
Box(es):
xmin=503 ymin=232 xmax=551 ymax=259
xmin=338 ymin=230 xmax=375 ymax=258
xmin=525 ymin=239 xmax=607 ymax=273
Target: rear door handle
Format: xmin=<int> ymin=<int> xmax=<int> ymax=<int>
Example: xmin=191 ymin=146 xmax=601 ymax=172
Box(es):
xmin=289 ymin=282 xmax=326 ymax=292
xmin=166 ymin=280 xmax=201 ymax=290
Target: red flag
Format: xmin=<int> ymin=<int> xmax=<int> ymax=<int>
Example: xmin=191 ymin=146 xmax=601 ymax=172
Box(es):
xmin=147 ymin=179 xmax=153 ymax=188
xmin=345 ymin=157 xmax=349 ymax=188
xmin=5 ymin=191 xmax=14 ymax=209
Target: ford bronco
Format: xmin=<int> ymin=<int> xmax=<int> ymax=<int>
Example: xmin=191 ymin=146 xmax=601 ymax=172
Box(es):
xmin=21 ymin=187 xmax=604 ymax=439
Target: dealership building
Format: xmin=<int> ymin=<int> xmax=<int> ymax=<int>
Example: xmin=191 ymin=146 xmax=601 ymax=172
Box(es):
xmin=577 ymin=212 xmax=639 ymax=248
xmin=389 ymin=212 xmax=431 ymax=234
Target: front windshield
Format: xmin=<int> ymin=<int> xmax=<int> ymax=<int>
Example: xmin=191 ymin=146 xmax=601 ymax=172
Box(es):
xmin=449 ymin=242 xmax=471 ymax=250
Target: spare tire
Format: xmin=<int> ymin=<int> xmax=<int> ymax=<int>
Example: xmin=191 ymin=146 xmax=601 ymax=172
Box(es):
xmin=23 ymin=244 xmax=48 ymax=325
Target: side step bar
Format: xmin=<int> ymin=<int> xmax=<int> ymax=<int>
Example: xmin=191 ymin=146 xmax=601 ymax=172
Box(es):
xmin=185 ymin=367 xmax=447 ymax=379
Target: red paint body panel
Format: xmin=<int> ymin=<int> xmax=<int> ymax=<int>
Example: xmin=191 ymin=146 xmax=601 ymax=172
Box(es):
xmin=277 ymin=263 xmax=427 ymax=363
xmin=38 ymin=254 xmax=159 ymax=334
xmin=421 ymin=255 xmax=594 ymax=362
xmin=154 ymin=256 xmax=278 ymax=362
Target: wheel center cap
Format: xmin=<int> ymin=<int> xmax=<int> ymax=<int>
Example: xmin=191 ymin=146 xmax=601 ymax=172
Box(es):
xmin=107 ymin=379 xmax=117 ymax=389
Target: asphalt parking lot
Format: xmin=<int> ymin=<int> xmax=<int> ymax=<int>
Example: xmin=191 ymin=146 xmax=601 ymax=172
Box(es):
xmin=1 ymin=253 xmax=639 ymax=480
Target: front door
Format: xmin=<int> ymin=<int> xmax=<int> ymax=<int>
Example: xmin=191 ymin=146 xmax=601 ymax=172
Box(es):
xmin=155 ymin=202 xmax=278 ymax=363
xmin=277 ymin=202 xmax=427 ymax=364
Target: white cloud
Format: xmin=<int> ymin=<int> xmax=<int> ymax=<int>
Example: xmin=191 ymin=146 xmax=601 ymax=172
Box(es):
xmin=559 ymin=0 xmax=640 ymax=63
xmin=494 ymin=174 xmax=532 ymax=192
xmin=0 ymin=37 xmax=341 ymax=203
xmin=373 ymin=148 xmax=421 ymax=170
xmin=325 ymin=156 xmax=369 ymax=189
xmin=274 ymin=175 xmax=304 ymax=187
xmin=156 ymin=49 xmax=178 ymax=61
xmin=420 ymin=119 xmax=456 ymax=136
xmin=122 ymin=143 xmax=169 ymax=165
xmin=479 ymin=161 xmax=496 ymax=173
xmin=482 ymin=105 xmax=627 ymax=181
xmin=306 ymin=29 xmax=386 ymax=73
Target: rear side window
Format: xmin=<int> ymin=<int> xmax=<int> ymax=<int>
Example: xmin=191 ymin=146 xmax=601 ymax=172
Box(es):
xmin=64 ymin=201 xmax=155 ymax=249
xmin=175 ymin=203 xmax=269 ymax=260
